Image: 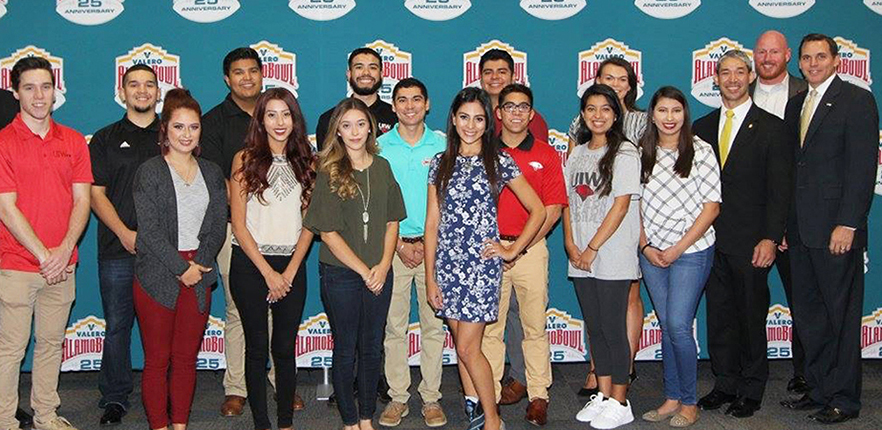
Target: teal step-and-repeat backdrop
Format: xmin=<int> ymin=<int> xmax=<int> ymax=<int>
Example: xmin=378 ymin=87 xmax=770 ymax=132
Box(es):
xmin=1 ymin=0 xmax=881 ymax=371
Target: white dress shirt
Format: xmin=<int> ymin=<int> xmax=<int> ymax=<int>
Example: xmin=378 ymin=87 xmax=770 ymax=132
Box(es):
xmin=753 ymin=78 xmax=789 ymax=119
xmin=717 ymin=98 xmax=753 ymax=150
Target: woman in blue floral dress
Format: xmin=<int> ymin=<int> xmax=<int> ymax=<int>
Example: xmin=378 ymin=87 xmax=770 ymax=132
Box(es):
xmin=424 ymin=87 xmax=545 ymax=430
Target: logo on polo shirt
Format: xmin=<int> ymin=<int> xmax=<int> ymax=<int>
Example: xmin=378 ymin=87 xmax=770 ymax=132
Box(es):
xmin=749 ymin=0 xmax=814 ymax=18
xmin=197 ymin=316 xmax=226 ymax=370
xmin=348 ymin=40 xmax=411 ymax=104
xmin=61 ymin=315 xmax=106 ymax=371
xmin=0 ymin=1 xmax=6 ymax=20
xmin=766 ymin=304 xmax=794 ymax=359
xmin=296 ymin=313 xmax=334 ymax=367
xmin=577 ymin=38 xmax=644 ymax=100
xmin=405 ymin=322 xmax=460 ymax=365
xmin=875 ymin=130 xmax=882 ymax=195
xmin=404 ymin=0 xmax=470 ymax=21
xmin=548 ymin=129 xmax=568 ymax=169
xmin=546 ymin=308 xmax=586 ymax=362
xmin=520 ymin=0 xmax=585 ymax=20
xmin=288 ymin=0 xmax=355 ymax=21
xmin=173 ymin=0 xmax=239 ymax=23
xmin=692 ymin=38 xmax=752 ymax=108
xmin=0 ymin=46 xmax=67 ymax=110
xmin=834 ymin=37 xmax=872 ymax=91
xmin=463 ymin=40 xmax=530 ymax=89
xmin=250 ymin=40 xmax=299 ymax=97
xmin=119 ymin=140 xmax=130 ymax=148
xmin=115 ymin=43 xmax=182 ymax=113
xmin=56 ymin=0 xmax=124 ymax=25
xmin=865 ymin=0 xmax=882 ymax=15
xmin=861 ymin=308 xmax=882 ymax=358
xmin=636 ymin=311 xmax=700 ymax=361
xmin=634 ymin=0 xmax=700 ymax=19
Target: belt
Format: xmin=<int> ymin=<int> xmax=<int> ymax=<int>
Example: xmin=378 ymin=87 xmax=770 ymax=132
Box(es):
xmin=401 ymin=236 xmax=424 ymax=243
xmin=500 ymin=234 xmax=519 ymax=242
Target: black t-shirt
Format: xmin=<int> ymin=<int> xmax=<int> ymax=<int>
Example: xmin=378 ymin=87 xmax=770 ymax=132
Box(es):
xmin=314 ymin=98 xmax=396 ymax=151
xmin=89 ymin=115 xmax=161 ymax=260
xmin=201 ymin=93 xmax=252 ymax=179
xmin=0 ymin=89 xmax=18 ymax=129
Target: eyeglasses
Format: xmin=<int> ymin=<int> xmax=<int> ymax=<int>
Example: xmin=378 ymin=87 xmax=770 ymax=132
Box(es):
xmin=501 ymin=102 xmax=532 ymax=114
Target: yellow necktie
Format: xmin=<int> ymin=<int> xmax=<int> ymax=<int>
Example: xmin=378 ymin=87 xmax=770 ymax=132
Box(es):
xmin=719 ymin=109 xmax=734 ymax=167
xmin=800 ymin=89 xmax=818 ymax=146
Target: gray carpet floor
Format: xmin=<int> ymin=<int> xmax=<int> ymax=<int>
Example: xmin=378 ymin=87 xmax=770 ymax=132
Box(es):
xmin=15 ymin=360 xmax=882 ymax=429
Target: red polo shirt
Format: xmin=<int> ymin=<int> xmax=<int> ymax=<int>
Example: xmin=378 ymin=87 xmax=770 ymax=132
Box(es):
xmin=0 ymin=115 xmax=93 ymax=272
xmin=495 ymin=110 xmax=549 ymax=143
xmin=497 ymin=134 xmax=567 ymax=236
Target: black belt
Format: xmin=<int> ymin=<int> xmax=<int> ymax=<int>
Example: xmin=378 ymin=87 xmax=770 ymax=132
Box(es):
xmin=500 ymin=234 xmax=519 ymax=242
xmin=401 ymin=236 xmax=424 ymax=243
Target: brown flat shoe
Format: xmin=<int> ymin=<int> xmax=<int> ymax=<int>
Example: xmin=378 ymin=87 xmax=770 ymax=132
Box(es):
xmin=220 ymin=395 xmax=246 ymax=417
xmin=293 ymin=393 xmax=305 ymax=411
xmin=525 ymin=398 xmax=548 ymax=426
xmin=499 ymin=379 xmax=527 ymax=405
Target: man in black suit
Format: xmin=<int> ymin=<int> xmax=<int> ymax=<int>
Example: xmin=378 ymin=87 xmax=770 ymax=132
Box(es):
xmin=750 ymin=30 xmax=811 ymax=395
xmin=779 ymin=33 xmax=878 ymax=424
xmin=694 ymin=50 xmax=793 ymax=418
xmin=0 ymin=89 xmax=19 ymax=129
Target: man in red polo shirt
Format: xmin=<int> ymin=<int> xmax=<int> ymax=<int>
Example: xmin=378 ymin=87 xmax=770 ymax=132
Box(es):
xmin=0 ymin=57 xmax=92 ymax=430
xmin=481 ymin=84 xmax=566 ymax=426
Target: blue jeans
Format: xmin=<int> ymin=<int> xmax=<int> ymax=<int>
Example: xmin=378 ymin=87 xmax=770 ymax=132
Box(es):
xmin=640 ymin=246 xmax=714 ymax=405
xmin=97 ymin=257 xmax=136 ymax=409
xmin=320 ymin=263 xmax=392 ymax=426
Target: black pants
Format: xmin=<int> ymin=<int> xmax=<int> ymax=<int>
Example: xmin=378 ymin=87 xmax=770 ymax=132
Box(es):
xmin=789 ymin=243 xmax=863 ymax=414
xmin=775 ymin=249 xmax=805 ymax=378
xmin=574 ymin=278 xmax=630 ymax=385
xmin=706 ymin=251 xmax=770 ymax=401
xmin=229 ymin=246 xmax=307 ymax=430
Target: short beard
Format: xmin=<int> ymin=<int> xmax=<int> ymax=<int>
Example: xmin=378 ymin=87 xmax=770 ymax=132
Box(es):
xmin=350 ymin=76 xmax=382 ymax=96
xmin=133 ymin=104 xmax=155 ymax=114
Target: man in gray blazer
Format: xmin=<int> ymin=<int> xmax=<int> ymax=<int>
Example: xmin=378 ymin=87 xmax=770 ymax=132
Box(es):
xmin=749 ymin=30 xmax=809 ymax=396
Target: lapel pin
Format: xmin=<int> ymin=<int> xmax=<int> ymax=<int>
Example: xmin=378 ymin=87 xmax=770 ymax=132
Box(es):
xmin=748 ymin=123 xmax=754 ymax=129
xmin=826 ymin=102 xmax=833 ymax=107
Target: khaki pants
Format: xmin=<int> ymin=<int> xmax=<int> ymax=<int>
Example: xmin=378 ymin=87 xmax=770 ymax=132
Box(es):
xmin=0 ymin=269 xmax=75 ymax=429
xmin=383 ymin=255 xmax=444 ymax=404
xmin=482 ymin=239 xmax=552 ymax=401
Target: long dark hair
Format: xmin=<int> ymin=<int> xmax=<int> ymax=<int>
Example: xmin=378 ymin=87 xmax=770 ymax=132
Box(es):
xmin=434 ymin=87 xmax=500 ymax=200
xmin=237 ymin=88 xmax=316 ymax=209
xmin=596 ymin=57 xmax=642 ymax=112
xmin=318 ymin=98 xmax=379 ymax=200
xmin=577 ymin=84 xmax=627 ymax=197
xmin=639 ymin=86 xmax=695 ymax=184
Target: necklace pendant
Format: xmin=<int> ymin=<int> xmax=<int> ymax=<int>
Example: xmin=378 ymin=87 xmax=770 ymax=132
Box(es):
xmin=363 ymin=224 xmax=368 ymax=243
xmin=362 ymin=211 xmax=369 ymax=224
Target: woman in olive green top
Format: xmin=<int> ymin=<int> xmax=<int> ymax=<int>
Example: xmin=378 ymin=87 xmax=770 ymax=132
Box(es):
xmin=303 ymin=98 xmax=405 ymax=430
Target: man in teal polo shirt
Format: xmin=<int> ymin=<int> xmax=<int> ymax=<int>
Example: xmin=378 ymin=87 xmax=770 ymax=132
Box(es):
xmin=377 ymin=78 xmax=448 ymax=428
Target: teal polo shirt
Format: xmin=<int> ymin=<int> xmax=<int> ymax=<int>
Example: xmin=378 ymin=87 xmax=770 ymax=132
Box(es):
xmin=378 ymin=123 xmax=446 ymax=237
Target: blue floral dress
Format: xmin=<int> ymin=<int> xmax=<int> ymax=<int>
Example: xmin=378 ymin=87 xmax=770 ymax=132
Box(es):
xmin=428 ymin=152 xmax=521 ymax=322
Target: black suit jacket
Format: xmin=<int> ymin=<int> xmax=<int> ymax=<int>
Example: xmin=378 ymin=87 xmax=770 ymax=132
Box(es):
xmin=0 ymin=89 xmax=18 ymax=129
xmin=784 ymin=76 xmax=879 ymax=249
xmin=693 ymin=103 xmax=793 ymax=257
xmin=749 ymin=73 xmax=808 ymax=101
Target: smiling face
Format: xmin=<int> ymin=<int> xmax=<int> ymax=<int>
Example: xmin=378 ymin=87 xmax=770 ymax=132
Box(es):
xmin=224 ymin=58 xmax=263 ymax=101
xmin=480 ymin=59 xmax=513 ymax=98
xmin=166 ymin=108 xmax=201 ymax=155
xmin=714 ymin=56 xmax=753 ymax=107
xmin=14 ymin=69 xmax=55 ymax=122
xmin=337 ymin=108 xmax=371 ymax=155
xmin=121 ymin=69 xmax=159 ymax=114
xmin=799 ymin=40 xmax=840 ymax=88
xmin=392 ymin=86 xmax=429 ymax=127
xmin=652 ymin=97 xmax=685 ymax=139
xmin=453 ymin=101 xmax=487 ymax=146
xmin=498 ymin=91 xmax=534 ymax=136
xmin=263 ymin=98 xmax=293 ymax=146
xmin=581 ymin=94 xmax=616 ymax=137
xmin=595 ymin=64 xmax=631 ymax=107
xmin=347 ymin=53 xmax=383 ymax=96
xmin=754 ymin=32 xmax=791 ymax=83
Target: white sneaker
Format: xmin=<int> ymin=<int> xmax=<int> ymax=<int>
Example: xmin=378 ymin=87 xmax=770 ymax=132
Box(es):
xmin=576 ymin=393 xmax=608 ymax=422
xmin=590 ymin=399 xmax=634 ymax=429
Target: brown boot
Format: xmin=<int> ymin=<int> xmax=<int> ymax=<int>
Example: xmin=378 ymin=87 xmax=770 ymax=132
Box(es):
xmin=525 ymin=398 xmax=548 ymax=426
xmin=499 ymin=378 xmax=527 ymax=405
xmin=220 ymin=395 xmax=246 ymax=417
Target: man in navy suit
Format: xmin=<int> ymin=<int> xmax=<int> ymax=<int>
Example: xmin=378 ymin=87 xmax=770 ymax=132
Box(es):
xmin=694 ymin=50 xmax=792 ymax=418
xmin=779 ymin=33 xmax=878 ymax=425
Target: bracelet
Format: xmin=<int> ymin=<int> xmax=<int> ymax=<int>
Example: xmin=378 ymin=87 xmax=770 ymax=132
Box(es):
xmin=640 ymin=243 xmax=652 ymax=255
xmin=587 ymin=243 xmax=599 ymax=252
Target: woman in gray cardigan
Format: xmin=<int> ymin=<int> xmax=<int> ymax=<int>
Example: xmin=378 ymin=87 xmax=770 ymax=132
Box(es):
xmin=132 ymin=89 xmax=227 ymax=430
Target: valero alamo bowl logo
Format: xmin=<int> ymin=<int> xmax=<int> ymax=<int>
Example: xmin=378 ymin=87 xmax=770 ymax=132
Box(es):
xmin=692 ymin=38 xmax=752 ymax=108
xmin=766 ymin=304 xmax=794 ymax=359
xmin=862 ymin=308 xmax=882 ymax=358
xmin=115 ymin=44 xmax=182 ymax=113
xmin=578 ymin=38 xmax=644 ymax=100
xmin=548 ymin=129 xmax=569 ymax=169
xmin=834 ymin=37 xmax=872 ymax=91
xmin=353 ymin=40 xmax=412 ymax=104
xmin=546 ymin=308 xmax=586 ymax=362
xmin=0 ymin=46 xmax=67 ymax=110
xmin=463 ymin=40 xmax=530 ymax=89
xmin=62 ymin=316 xmax=106 ymax=371
xmin=251 ymin=40 xmax=299 ymax=97
xmin=296 ymin=313 xmax=334 ymax=367
xmin=197 ymin=316 xmax=226 ymax=370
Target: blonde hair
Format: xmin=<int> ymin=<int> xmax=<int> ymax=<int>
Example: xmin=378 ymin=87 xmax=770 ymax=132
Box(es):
xmin=318 ymin=98 xmax=379 ymax=199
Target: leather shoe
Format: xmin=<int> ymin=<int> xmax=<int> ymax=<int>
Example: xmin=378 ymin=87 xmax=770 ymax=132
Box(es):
xmin=220 ymin=395 xmax=246 ymax=416
xmin=499 ymin=378 xmax=527 ymax=405
xmin=16 ymin=407 xmax=33 ymax=428
xmin=100 ymin=403 xmax=125 ymax=426
xmin=780 ymin=393 xmax=824 ymax=411
xmin=697 ymin=390 xmax=737 ymax=411
xmin=377 ymin=377 xmax=392 ymax=403
xmin=524 ymin=398 xmax=548 ymax=426
xmin=787 ymin=376 xmax=810 ymax=394
xmin=725 ymin=398 xmax=761 ymax=418
xmin=809 ymin=406 xmax=858 ymax=424
xmin=293 ymin=393 xmax=305 ymax=411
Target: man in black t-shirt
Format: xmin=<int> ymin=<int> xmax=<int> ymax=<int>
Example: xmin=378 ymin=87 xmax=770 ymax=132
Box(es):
xmin=89 ymin=64 xmax=162 ymax=427
xmin=314 ymin=47 xmax=397 ymax=151
xmin=0 ymin=89 xmax=18 ymax=129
